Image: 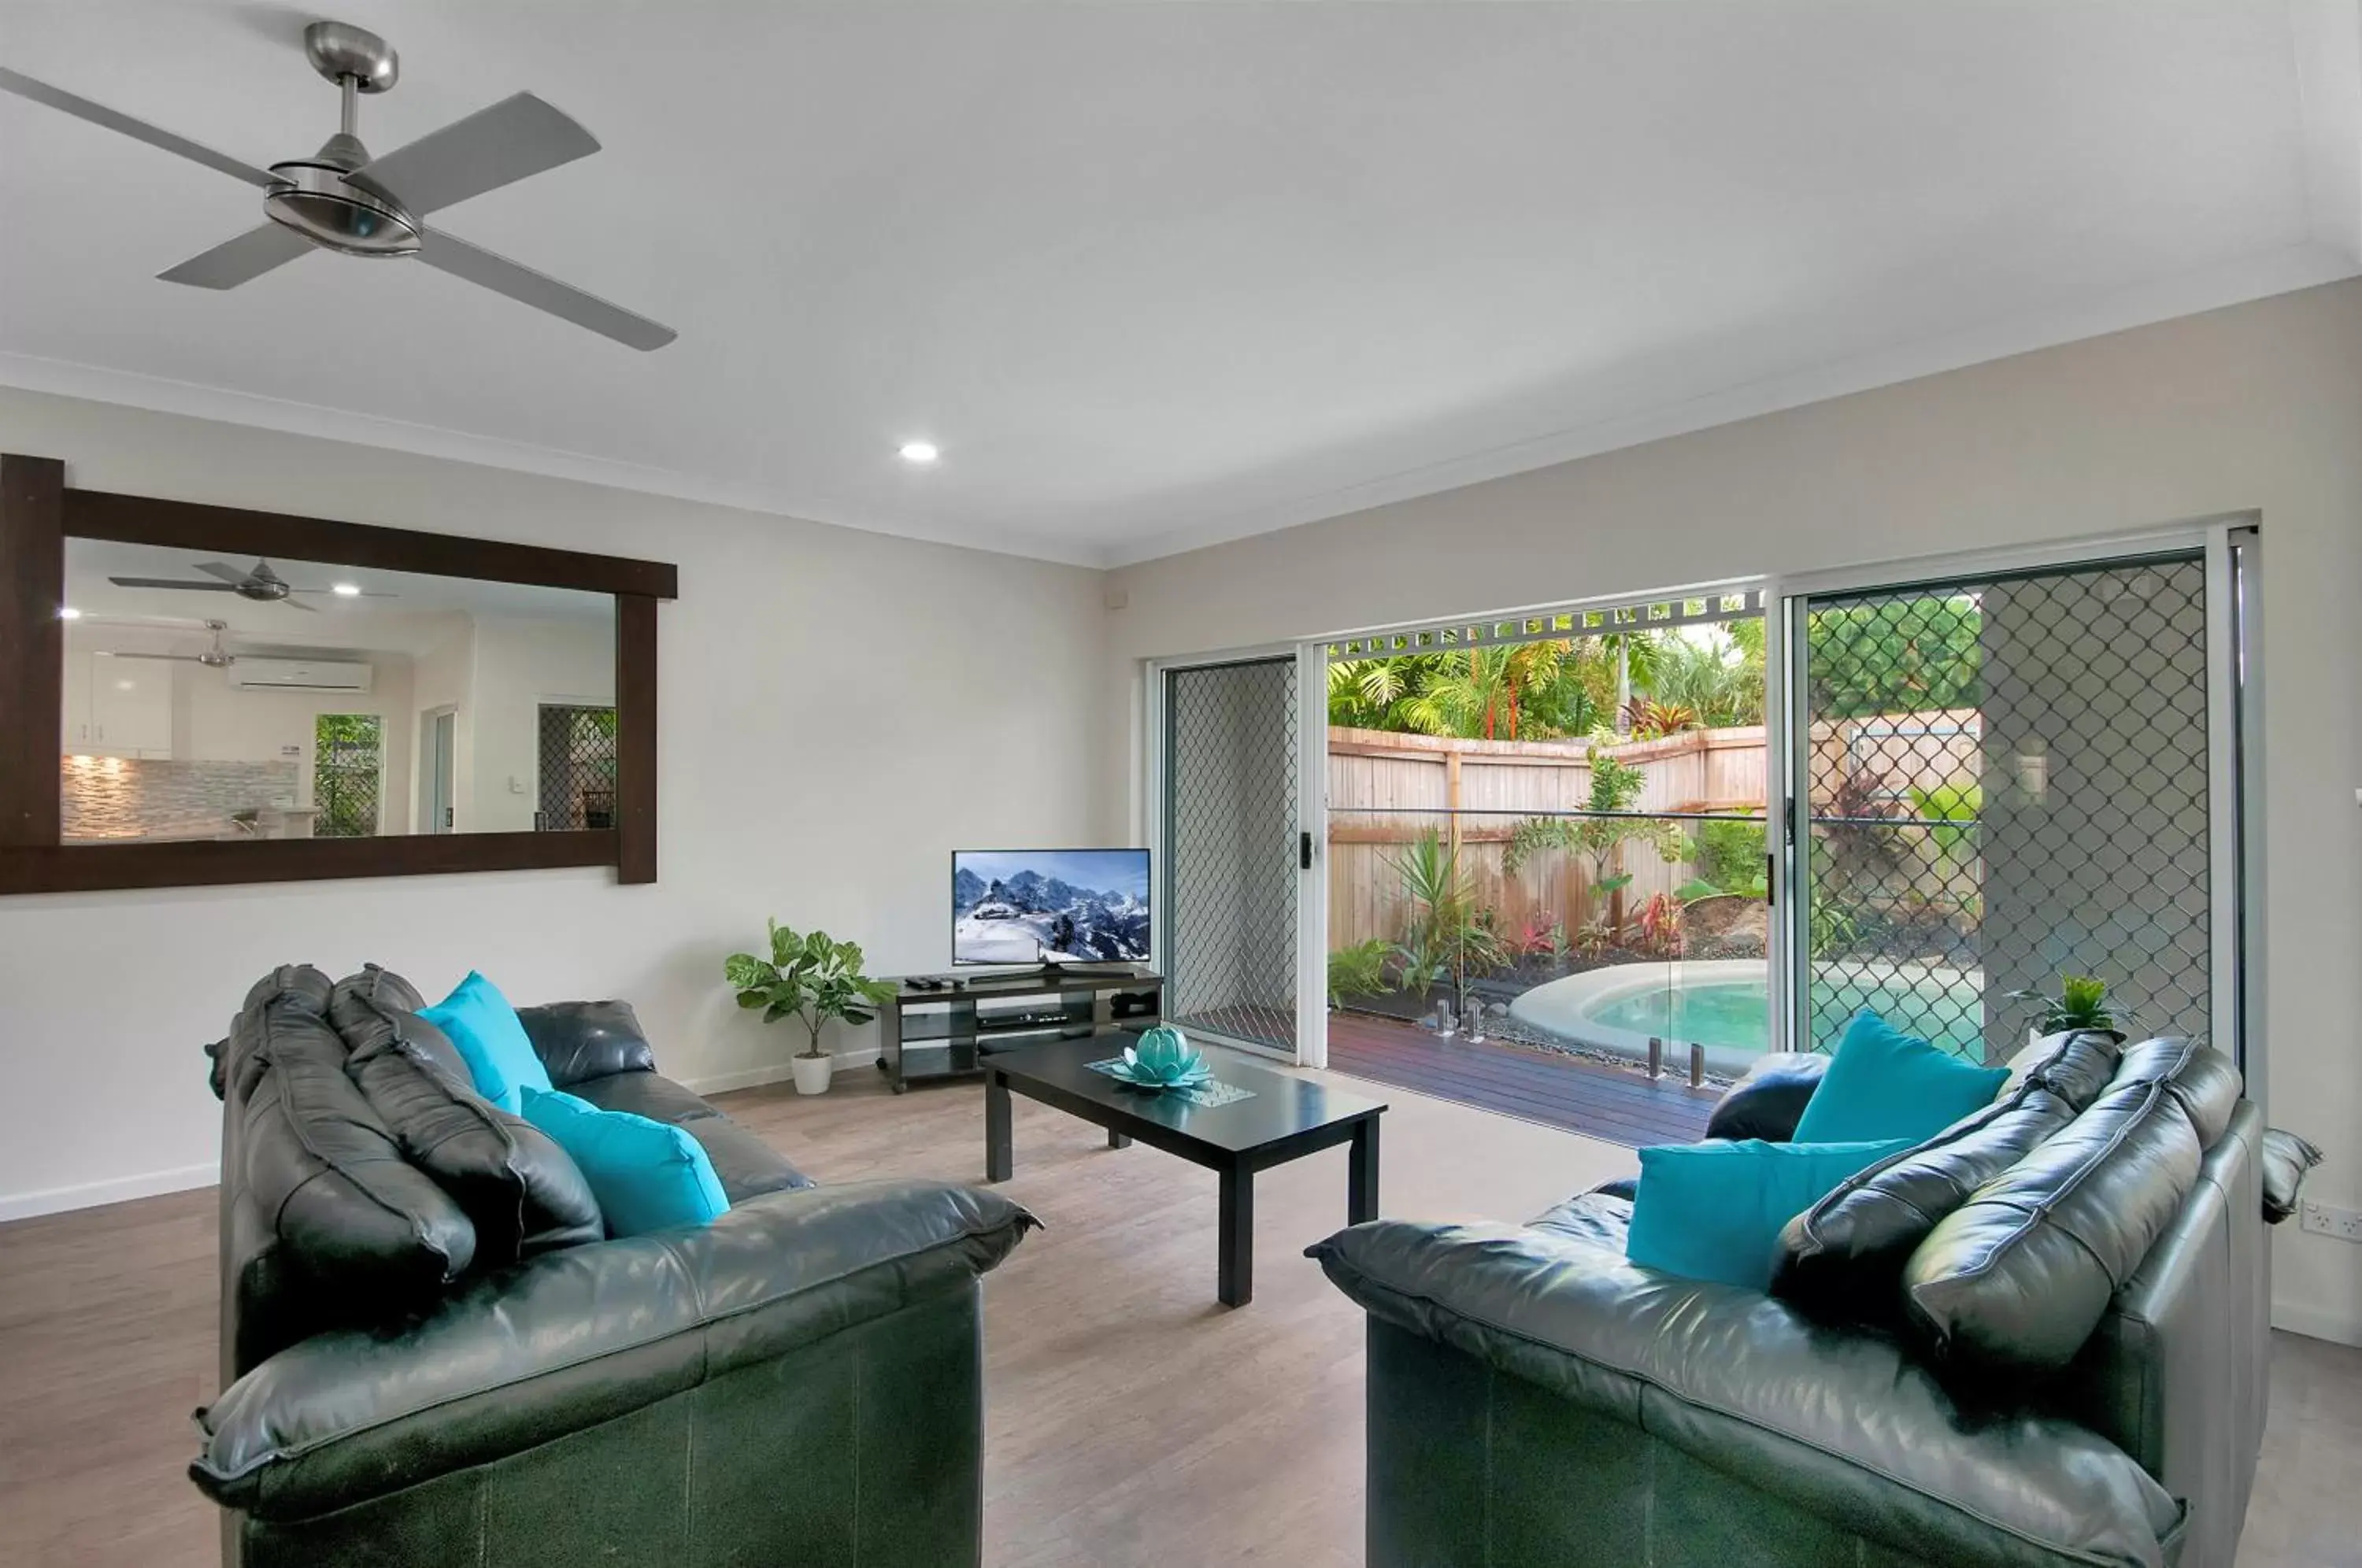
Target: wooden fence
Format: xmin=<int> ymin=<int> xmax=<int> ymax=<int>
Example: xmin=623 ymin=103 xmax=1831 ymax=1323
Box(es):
xmin=1327 ymin=716 xmax=1978 ymax=951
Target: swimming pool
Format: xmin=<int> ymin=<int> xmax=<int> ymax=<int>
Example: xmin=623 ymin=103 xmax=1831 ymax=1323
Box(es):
xmin=1507 ymin=959 xmax=1986 ymax=1077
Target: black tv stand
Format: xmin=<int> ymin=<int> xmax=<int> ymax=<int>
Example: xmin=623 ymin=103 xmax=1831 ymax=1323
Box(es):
xmin=876 ymin=966 xmax=1164 ymax=1093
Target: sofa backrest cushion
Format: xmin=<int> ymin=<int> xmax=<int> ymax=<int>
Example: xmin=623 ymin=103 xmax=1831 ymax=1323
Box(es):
xmin=1772 ymin=1085 xmax=2078 ymax=1322
xmin=229 ymin=980 xmax=476 ymax=1359
xmin=1899 ymin=1039 xmax=2240 ymax=1383
xmin=516 ymin=999 xmax=660 ymax=1087
xmin=1770 ymin=1030 xmax=2124 ymax=1322
xmin=333 ymin=978 xmax=604 ymax=1265
xmin=1702 ymin=1053 xmax=1828 ymax=1143
xmin=329 ymin=964 xmax=472 ymax=1086
xmin=2003 ymin=1029 xmax=2123 ymax=1112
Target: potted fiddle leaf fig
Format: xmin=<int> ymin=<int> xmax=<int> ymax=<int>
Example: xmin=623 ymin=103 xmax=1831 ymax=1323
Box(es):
xmin=726 ymin=920 xmax=897 ymax=1095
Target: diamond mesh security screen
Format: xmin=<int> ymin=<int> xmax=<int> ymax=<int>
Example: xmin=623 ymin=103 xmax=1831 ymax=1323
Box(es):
xmin=1800 ymin=553 xmax=2210 ymax=1063
xmin=536 ymin=705 xmax=619 ymax=831
xmin=1164 ymin=658 xmax=1300 ymax=1053
xmin=313 ymin=714 xmax=382 ymax=838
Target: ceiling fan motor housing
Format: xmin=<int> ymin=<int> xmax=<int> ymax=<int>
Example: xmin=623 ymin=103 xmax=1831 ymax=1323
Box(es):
xmin=265 ymin=24 xmax=418 ymax=257
xmin=263 ymin=152 xmax=420 ymax=257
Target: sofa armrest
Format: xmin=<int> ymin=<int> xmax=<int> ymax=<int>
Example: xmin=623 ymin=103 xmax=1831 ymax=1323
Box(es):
xmin=1310 ymin=1219 xmax=2183 ymax=1568
xmin=2260 ymin=1127 xmax=2323 ymax=1224
xmin=192 ymin=1179 xmax=1035 ymax=1519
xmin=1704 ymin=1052 xmax=1828 ymax=1141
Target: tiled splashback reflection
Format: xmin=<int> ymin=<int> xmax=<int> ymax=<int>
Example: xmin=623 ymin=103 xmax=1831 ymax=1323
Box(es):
xmin=61 ymin=756 xmax=299 ymax=841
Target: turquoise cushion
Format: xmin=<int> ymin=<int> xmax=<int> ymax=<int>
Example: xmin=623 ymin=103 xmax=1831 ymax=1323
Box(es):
xmin=1627 ymin=1137 xmax=1915 ymax=1290
xmin=420 ymin=971 xmax=552 ymax=1115
xmin=1791 ymin=1009 xmax=2009 ymax=1145
xmin=520 ymin=1088 xmax=730 ymax=1237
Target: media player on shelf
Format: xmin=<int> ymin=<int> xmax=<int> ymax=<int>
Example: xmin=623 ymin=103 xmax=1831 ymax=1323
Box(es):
xmin=951 ymin=847 xmax=1151 ymax=975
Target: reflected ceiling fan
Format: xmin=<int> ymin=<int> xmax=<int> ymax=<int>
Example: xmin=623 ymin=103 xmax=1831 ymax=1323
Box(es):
xmin=0 ymin=20 xmax=676 ymax=350
xmin=106 ymin=557 xmax=396 ymax=612
xmin=102 ymin=619 xmax=241 ymax=669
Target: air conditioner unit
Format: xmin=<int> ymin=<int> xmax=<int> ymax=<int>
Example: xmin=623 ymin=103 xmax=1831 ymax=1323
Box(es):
xmin=229 ymin=657 xmax=375 ymax=693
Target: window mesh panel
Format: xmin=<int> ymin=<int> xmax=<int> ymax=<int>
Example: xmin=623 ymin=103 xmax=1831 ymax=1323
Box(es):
xmin=1801 ymin=556 xmax=2208 ymax=1063
xmin=1164 ymin=659 xmax=1298 ymax=1052
xmin=313 ymin=715 xmax=382 ymax=838
xmin=536 ymin=705 xmax=619 ymax=831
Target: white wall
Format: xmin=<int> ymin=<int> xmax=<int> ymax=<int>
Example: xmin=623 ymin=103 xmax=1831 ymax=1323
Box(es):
xmin=0 ymin=387 xmax=1110 ymax=1219
xmin=1105 ymin=278 xmax=2362 ymax=1344
xmin=409 ymin=616 xmax=472 ymax=834
xmin=176 ymin=654 xmax=416 ymax=830
xmin=467 ymin=612 xmax=616 ymax=833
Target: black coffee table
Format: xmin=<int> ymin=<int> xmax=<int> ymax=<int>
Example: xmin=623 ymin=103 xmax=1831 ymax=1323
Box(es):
xmin=983 ymin=1038 xmax=1386 ymax=1307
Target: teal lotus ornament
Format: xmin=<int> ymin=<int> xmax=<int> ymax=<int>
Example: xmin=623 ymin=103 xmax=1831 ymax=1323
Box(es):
xmin=1107 ymin=1027 xmax=1212 ymax=1091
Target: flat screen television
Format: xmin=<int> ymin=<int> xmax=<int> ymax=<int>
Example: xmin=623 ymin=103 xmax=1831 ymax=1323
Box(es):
xmin=952 ymin=848 xmax=1152 ymax=967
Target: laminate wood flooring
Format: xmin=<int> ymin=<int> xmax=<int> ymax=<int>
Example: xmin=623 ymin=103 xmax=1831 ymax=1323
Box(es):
xmin=0 ymin=1053 xmax=2353 ymax=1566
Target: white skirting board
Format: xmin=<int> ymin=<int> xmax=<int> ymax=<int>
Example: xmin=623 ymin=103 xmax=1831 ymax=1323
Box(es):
xmin=0 ymin=1162 xmax=217 ymax=1224
xmin=678 ymin=1045 xmax=883 ymax=1097
xmin=2271 ymin=1301 xmax=2362 ymax=1349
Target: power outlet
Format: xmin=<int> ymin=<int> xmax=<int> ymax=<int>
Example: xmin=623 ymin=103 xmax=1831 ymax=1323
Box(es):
xmin=2299 ymin=1200 xmax=2362 ymax=1244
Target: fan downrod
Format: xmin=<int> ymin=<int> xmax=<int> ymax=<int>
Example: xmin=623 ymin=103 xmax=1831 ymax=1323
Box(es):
xmin=302 ymin=21 xmax=398 ymax=94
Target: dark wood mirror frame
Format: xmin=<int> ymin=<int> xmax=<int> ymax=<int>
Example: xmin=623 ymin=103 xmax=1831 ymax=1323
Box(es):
xmin=0 ymin=453 xmax=676 ymax=895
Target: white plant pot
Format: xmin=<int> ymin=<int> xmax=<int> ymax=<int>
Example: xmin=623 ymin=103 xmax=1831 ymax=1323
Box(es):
xmin=790 ymin=1054 xmax=835 ymax=1096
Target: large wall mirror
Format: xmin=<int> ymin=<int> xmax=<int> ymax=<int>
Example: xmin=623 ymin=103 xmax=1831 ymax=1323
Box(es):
xmin=1 ymin=455 xmax=674 ymax=893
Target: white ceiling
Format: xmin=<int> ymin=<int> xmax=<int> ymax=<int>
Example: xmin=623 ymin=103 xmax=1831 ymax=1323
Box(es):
xmin=64 ymin=538 xmax=610 ymax=656
xmin=3 ymin=3 xmax=2357 ymax=567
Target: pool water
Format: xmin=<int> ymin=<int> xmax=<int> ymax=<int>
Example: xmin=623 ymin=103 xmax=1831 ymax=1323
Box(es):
xmin=1584 ymin=978 xmax=1987 ymax=1060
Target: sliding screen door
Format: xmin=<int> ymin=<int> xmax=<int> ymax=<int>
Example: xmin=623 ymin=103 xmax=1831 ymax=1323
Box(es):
xmin=1786 ymin=549 xmax=2224 ymax=1065
xmin=1160 ymin=653 xmax=1320 ymax=1060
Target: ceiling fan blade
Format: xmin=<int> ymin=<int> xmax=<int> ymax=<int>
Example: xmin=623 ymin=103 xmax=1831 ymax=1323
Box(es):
xmin=416 ymin=231 xmax=676 ymax=351
xmin=287 ymin=588 xmax=398 ymax=597
xmin=0 ymin=68 xmax=276 ymax=189
xmin=159 ymin=225 xmax=313 ymax=290
xmin=280 ymin=597 xmax=318 ymax=613
xmin=106 ymin=576 xmax=238 ymax=591
xmin=354 ymin=93 xmax=598 ymax=217
xmin=105 ymin=651 xmax=202 ymax=663
xmin=194 ymin=561 xmax=253 ymax=584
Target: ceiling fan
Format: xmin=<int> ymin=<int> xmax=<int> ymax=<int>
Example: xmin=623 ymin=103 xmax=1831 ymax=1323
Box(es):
xmin=102 ymin=619 xmax=241 ymax=669
xmin=0 ymin=20 xmax=676 ymax=350
xmin=106 ymin=557 xmax=397 ymax=612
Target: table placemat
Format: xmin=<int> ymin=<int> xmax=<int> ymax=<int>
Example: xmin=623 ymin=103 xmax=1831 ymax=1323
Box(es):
xmin=1085 ymin=1059 xmax=1257 ymax=1108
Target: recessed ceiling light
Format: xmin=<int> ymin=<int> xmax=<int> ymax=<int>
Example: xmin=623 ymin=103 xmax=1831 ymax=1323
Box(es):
xmin=331 ymin=582 xmax=362 ymax=597
xmin=57 ymin=605 xmax=81 ymax=620
xmin=898 ymin=441 xmax=939 ymax=465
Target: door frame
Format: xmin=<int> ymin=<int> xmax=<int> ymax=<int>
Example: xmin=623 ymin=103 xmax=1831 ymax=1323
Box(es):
xmin=1768 ymin=516 xmax=2260 ymax=1067
xmin=1143 ymin=642 xmax=1328 ymax=1067
xmin=419 ymin=705 xmax=457 ymax=835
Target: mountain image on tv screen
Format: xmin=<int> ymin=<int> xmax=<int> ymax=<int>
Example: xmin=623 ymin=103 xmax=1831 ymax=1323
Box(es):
xmin=953 ymin=849 xmax=1151 ymax=965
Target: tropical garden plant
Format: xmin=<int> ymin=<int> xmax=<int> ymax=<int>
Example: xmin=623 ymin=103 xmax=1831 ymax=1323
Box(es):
xmin=1908 ymin=782 xmax=1981 ymax=870
xmin=1632 ymin=891 xmax=1683 ymax=957
xmin=1501 ymin=741 xmax=1690 ymax=930
xmin=1805 ymin=594 xmax=1983 ymax=718
xmin=1619 ymin=697 xmax=1701 ymax=740
xmin=1386 ymin=827 xmax=1507 ymax=1008
xmin=1326 ymin=937 xmax=1393 ymax=1008
xmin=1648 ymin=623 xmax=1765 ymax=727
xmin=725 ymin=921 xmax=896 ymax=1060
xmin=1690 ymin=815 xmax=1768 ymax=898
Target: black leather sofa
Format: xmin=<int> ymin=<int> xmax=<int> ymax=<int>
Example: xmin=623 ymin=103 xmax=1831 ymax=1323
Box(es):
xmin=1313 ymin=1033 xmax=2273 ymax=1568
xmin=191 ymin=965 xmax=1033 ymax=1568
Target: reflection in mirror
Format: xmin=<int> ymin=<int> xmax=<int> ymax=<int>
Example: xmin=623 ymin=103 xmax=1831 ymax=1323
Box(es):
xmin=58 ymin=540 xmax=615 ymax=844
